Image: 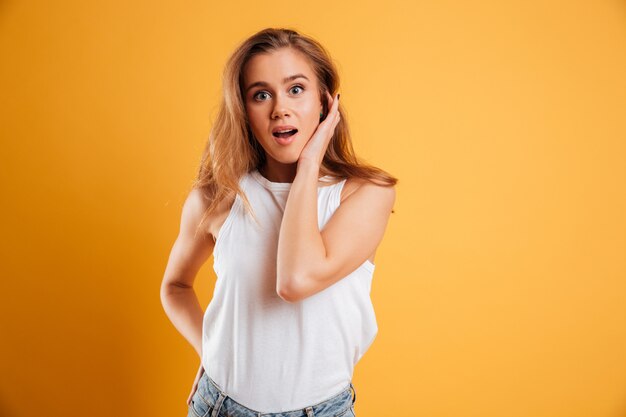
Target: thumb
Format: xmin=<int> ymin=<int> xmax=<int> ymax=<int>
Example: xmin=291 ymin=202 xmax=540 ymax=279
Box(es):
xmin=186 ymin=383 xmax=197 ymax=405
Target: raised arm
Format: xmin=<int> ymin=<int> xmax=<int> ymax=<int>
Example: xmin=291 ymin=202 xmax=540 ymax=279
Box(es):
xmin=277 ymin=164 xmax=395 ymax=302
xmin=276 ymin=92 xmax=396 ymax=302
xmin=160 ymin=187 xmax=215 ymax=357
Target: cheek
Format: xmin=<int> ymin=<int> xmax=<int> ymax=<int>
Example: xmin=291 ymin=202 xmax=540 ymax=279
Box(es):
xmin=299 ymin=100 xmax=320 ymax=123
xmin=246 ymin=108 xmax=265 ymax=132
xmin=303 ymin=99 xmax=320 ymax=116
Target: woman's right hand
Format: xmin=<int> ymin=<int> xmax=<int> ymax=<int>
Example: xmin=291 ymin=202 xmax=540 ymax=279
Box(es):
xmin=186 ymin=363 xmax=206 ymax=405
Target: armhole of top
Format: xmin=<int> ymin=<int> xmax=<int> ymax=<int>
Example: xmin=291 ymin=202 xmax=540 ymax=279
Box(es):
xmin=213 ymin=191 xmax=241 ymax=258
xmin=332 ymin=178 xmax=349 ymax=210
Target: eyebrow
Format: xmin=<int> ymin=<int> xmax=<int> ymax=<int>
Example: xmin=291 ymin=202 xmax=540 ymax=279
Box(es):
xmin=245 ymin=74 xmax=310 ymax=93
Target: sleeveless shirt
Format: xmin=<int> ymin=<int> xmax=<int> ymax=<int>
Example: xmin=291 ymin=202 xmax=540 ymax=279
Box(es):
xmin=200 ymin=168 xmax=378 ymax=412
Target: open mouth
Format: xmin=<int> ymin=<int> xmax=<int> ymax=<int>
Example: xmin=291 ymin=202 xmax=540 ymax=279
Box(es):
xmin=272 ymin=129 xmax=298 ymax=139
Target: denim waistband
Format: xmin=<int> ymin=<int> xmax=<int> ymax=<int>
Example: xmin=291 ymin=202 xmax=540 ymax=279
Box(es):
xmin=197 ymin=372 xmax=356 ymax=417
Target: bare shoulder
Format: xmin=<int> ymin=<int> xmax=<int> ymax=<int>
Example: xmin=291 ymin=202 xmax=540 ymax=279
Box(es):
xmin=180 ymin=188 xmax=213 ymax=237
xmin=178 ymin=185 xmax=234 ymax=248
xmin=340 ymin=176 xmax=396 ymax=207
xmin=182 ymin=187 xmax=236 ymax=241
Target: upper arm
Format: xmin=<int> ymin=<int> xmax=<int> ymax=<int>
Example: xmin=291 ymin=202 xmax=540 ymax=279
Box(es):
xmin=299 ymin=180 xmax=396 ymax=298
xmin=161 ymin=187 xmax=216 ymax=292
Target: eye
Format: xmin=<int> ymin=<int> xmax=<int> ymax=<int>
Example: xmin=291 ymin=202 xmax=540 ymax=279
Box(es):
xmin=290 ymin=85 xmax=304 ymax=94
xmin=252 ymin=85 xmax=304 ymax=101
xmin=253 ymin=91 xmax=270 ymax=101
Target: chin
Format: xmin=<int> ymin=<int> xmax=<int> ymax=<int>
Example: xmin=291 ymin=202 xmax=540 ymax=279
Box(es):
xmin=268 ymin=152 xmax=301 ymax=165
xmin=258 ymin=138 xmax=305 ymax=163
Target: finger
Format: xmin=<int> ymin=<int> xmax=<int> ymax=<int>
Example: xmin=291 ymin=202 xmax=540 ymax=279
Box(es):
xmin=325 ymin=90 xmax=333 ymax=106
xmin=188 ymin=379 xmax=199 ymax=404
xmin=329 ymin=92 xmax=339 ymax=113
xmin=325 ymin=91 xmax=338 ymax=113
xmin=323 ymin=92 xmax=340 ymax=126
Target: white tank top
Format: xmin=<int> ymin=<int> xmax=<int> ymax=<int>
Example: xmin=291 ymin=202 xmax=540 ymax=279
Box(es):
xmin=201 ymin=168 xmax=378 ymax=412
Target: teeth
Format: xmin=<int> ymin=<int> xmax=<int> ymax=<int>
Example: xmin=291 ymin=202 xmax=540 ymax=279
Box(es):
xmin=276 ymin=129 xmax=294 ymax=133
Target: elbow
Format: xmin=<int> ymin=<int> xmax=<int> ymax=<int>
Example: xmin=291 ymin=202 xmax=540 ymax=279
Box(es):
xmin=160 ymin=283 xmax=173 ymax=308
xmin=277 ymin=284 xmax=300 ymax=303
xmin=276 ymin=275 xmax=305 ymax=303
xmin=160 ymin=280 xmax=173 ymax=301
xmin=160 ymin=279 xmax=192 ymax=301
xmin=159 ymin=282 xmax=168 ymax=301
xmin=277 ymin=289 xmax=298 ymax=303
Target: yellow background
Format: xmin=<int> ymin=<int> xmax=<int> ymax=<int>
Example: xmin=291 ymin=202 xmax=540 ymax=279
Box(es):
xmin=1 ymin=1 xmax=625 ymax=416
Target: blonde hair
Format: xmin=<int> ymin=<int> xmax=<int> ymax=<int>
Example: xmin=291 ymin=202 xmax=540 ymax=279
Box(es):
xmin=192 ymin=27 xmax=398 ymax=234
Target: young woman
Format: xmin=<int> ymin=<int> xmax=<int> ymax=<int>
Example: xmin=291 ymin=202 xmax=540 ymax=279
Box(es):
xmin=161 ymin=27 xmax=397 ymax=417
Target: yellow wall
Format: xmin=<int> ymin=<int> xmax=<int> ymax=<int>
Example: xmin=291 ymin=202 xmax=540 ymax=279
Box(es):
xmin=1 ymin=1 xmax=625 ymax=416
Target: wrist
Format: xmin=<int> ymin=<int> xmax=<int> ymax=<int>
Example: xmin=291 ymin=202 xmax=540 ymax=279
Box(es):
xmin=296 ymin=158 xmax=320 ymax=176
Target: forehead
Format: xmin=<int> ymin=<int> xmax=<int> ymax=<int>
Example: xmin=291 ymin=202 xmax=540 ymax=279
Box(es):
xmin=243 ymin=48 xmax=316 ymax=86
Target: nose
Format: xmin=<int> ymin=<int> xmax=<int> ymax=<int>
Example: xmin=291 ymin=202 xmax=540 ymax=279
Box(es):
xmin=271 ymin=95 xmax=291 ymax=119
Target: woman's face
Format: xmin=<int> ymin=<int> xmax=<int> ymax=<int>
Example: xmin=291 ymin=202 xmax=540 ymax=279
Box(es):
xmin=242 ymin=47 xmax=324 ymax=166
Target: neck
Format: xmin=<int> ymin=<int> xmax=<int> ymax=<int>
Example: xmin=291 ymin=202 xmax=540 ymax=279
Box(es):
xmin=258 ymin=161 xmax=299 ymax=183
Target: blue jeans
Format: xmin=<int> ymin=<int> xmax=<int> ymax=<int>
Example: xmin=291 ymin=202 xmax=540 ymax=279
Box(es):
xmin=187 ymin=372 xmax=357 ymax=417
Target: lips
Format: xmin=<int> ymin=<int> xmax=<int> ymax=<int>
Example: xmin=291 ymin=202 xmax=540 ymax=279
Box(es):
xmin=272 ymin=125 xmax=298 ymax=138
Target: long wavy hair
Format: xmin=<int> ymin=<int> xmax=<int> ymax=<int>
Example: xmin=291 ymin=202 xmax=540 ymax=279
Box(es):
xmin=192 ymin=27 xmax=398 ymax=235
